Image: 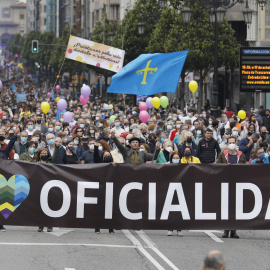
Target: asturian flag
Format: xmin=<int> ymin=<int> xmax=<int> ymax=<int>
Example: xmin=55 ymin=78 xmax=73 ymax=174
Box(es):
xmin=107 ymin=50 xmax=188 ymax=95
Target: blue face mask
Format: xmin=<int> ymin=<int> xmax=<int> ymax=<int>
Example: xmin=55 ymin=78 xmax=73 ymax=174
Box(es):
xmin=21 ymin=137 xmax=27 ymax=143
xmin=28 ymin=125 xmax=33 ymax=130
xmin=2 ymin=116 xmax=6 ymax=120
xmin=64 ymin=131 xmax=69 ymax=135
xmin=173 ymin=118 xmax=177 ymax=121
xmin=161 ymin=138 xmax=165 ymax=143
xmin=74 ymin=140 xmax=79 ymax=145
xmin=79 ymin=124 xmax=85 ymax=128
xmin=172 ymin=159 xmax=180 ymax=164
xmin=48 ymin=139 xmax=55 ymax=145
xmin=115 ymin=122 xmax=120 ymax=127
xmin=55 ymin=126 xmax=61 ymax=131
xmin=29 ymin=147 xmax=35 ymax=154
xmin=167 ymin=125 xmax=172 ymax=130
xmin=48 ymin=128 xmax=53 ymax=133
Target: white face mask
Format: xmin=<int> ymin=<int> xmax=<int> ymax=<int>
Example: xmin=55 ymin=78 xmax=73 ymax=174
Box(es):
xmin=228 ymin=144 xmax=236 ymax=151
xmin=98 ymin=146 xmax=103 ymax=151
xmin=89 ymin=144 xmax=94 ymax=151
xmin=165 ymin=146 xmax=173 ymax=152
xmin=98 ymin=123 xmax=103 ymax=127
xmin=139 ymin=149 xmax=145 ymax=152
xmin=172 ymin=159 xmax=180 ymax=164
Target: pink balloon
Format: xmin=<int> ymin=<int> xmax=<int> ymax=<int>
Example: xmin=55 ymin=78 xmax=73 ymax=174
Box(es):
xmin=63 ymin=111 xmax=73 ymax=123
xmin=139 ymin=102 xmax=148 ymax=111
xmin=56 ymin=85 xmax=61 ymax=92
xmin=80 ymin=95 xmax=88 ymax=106
xmin=139 ymin=111 xmax=149 ymax=123
xmin=81 ymin=85 xmax=91 ymax=99
xmin=146 ymin=97 xmax=153 ymax=109
xmin=57 ymin=99 xmax=67 ymax=112
xmin=47 ymin=92 xmax=51 ymax=98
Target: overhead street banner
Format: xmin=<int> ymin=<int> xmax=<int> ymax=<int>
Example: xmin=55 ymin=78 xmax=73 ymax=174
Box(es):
xmin=1 ymin=160 xmax=270 ymax=230
xmin=65 ymin=35 xmax=125 ymax=73
xmin=240 ymin=47 xmax=270 ymax=92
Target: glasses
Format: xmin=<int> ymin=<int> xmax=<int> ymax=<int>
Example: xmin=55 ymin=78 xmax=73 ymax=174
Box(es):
xmin=77 ymin=130 xmax=83 ymax=133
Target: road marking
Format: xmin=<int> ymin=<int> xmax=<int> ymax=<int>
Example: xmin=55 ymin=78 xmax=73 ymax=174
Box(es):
xmin=190 ymin=230 xmax=223 ymax=243
xmin=0 ymin=242 xmax=136 ymax=248
xmin=44 ymin=227 xmax=74 ymax=237
xmin=136 ymin=230 xmax=179 ymax=270
xmin=65 ymin=268 xmax=75 ymax=270
xmin=122 ymin=230 xmax=165 ymax=270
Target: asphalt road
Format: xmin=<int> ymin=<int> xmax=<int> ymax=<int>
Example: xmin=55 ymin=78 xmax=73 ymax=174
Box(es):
xmin=0 ymin=227 xmax=269 ymax=270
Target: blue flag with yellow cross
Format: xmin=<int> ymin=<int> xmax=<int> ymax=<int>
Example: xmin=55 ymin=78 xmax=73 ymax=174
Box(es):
xmin=107 ymin=50 xmax=189 ymax=95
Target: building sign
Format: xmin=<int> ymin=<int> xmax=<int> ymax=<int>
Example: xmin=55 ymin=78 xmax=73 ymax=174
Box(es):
xmin=240 ymin=47 xmax=270 ymax=92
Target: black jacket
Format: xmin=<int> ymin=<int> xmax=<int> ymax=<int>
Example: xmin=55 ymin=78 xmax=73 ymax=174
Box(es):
xmin=198 ymin=138 xmax=220 ymax=163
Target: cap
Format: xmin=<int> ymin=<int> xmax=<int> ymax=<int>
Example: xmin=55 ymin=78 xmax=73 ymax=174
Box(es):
xmin=129 ymin=137 xmax=140 ymax=144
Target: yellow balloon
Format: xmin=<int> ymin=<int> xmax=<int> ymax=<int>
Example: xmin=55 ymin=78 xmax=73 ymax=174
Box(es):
xmin=152 ymin=97 xmax=160 ymax=109
xmin=55 ymin=97 xmax=60 ymax=102
xmin=238 ymin=110 xmax=246 ymax=120
xmin=41 ymin=102 xmax=50 ymax=114
xmin=108 ymin=104 xmax=113 ymax=110
xmin=188 ymin=80 xmax=198 ymax=93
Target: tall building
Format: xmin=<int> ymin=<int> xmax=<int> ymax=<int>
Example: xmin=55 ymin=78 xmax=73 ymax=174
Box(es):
xmin=0 ymin=1 xmax=27 ymax=46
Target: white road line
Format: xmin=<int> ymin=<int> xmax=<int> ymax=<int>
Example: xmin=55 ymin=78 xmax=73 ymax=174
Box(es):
xmin=65 ymin=268 xmax=75 ymax=270
xmin=190 ymin=230 xmax=224 ymax=243
xmin=136 ymin=230 xmax=179 ymax=270
xmin=122 ymin=230 xmax=165 ymax=270
xmin=0 ymin=242 xmax=136 ymax=248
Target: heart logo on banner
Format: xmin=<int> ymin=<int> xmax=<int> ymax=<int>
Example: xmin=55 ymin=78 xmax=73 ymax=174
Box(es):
xmin=0 ymin=174 xmax=30 ymax=219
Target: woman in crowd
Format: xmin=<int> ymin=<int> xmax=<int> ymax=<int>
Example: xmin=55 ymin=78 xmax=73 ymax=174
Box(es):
xmin=73 ymin=127 xmax=85 ymax=138
xmin=72 ymin=134 xmax=85 ymax=162
xmin=156 ymin=140 xmax=173 ymax=164
xmin=140 ymin=143 xmax=150 ymax=153
xmin=98 ymin=140 xmax=111 ymax=152
xmin=180 ymin=146 xmax=201 ymax=164
xmin=32 ymin=130 xmax=46 ymax=149
xmin=247 ymin=114 xmax=259 ymax=132
xmin=36 ymin=147 xmax=52 ymax=232
xmin=194 ymin=126 xmax=204 ymax=144
xmin=19 ymin=141 xmax=37 ymax=162
xmin=86 ymin=125 xmax=97 ymax=139
xmin=65 ymin=139 xmax=78 ymax=164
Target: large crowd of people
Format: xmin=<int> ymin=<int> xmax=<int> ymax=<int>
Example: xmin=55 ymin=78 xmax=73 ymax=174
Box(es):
xmin=0 ymin=71 xmax=269 ymax=237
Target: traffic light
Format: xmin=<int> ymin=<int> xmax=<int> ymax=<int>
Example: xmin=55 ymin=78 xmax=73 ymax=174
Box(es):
xmin=38 ymin=64 xmax=40 ymax=68
xmin=14 ymin=54 xmax=18 ymax=62
xmin=32 ymin=40 xmax=38 ymax=53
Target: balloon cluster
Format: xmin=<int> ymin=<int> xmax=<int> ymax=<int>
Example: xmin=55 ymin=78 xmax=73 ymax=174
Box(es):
xmin=80 ymin=85 xmax=91 ymax=106
xmin=152 ymin=96 xmax=169 ymax=109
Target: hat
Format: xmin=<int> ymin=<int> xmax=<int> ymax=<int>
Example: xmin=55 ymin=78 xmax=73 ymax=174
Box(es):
xmin=129 ymin=137 xmax=140 ymax=144
xmin=130 ymin=124 xmax=138 ymax=130
xmin=253 ymin=109 xmax=259 ymax=113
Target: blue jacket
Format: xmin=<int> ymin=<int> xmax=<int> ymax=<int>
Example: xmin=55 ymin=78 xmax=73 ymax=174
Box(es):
xmin=75 ymin=146 xmax=85 ymax=161
xmin=178 ymin=141 xmax=200 ymax=158
xmin=250 ymin=154 xmax=270 ymax=164
xmin=47 ymin=145 xmax=67 ymax=164
xmin=239 ymin=137 xmax=254 ymax=161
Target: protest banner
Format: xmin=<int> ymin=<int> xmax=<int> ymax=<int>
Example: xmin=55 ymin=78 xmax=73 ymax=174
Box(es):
xmin=65 ymin=35 xmax=125 ymax=73
xmin=1 ymin=160 xmax=270 ymax=230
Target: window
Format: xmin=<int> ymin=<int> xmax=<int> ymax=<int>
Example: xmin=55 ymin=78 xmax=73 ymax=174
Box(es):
xmin=44 ymin=6 xmax=46 ymax=13
xmin=2 ymin=8 xmax=10 ymax=18
xmin=44 ymin=18 xmax=46 ymax=25
xmin=266 ymin=29 xmax=270 ymax=38
xmin=20 ymin=11 xmax=24 ymax=19
xmin=266 ymin=0 xmax=270 ymax=26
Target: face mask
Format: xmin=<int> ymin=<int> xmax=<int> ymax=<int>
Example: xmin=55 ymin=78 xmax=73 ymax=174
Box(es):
xmin=197 ymin=130 xmax=202 ymax=135
xmin=90 ymin=130 xmax=95 ymax=134
xmin=98 ymin=146 xmax=103 ymax=151
xmin=139 ymin=149 xmax=145 ymax=152
xmin=167 ymin=125 xmax=172 ymax=130
xmin=13 ymin=127 xmax=17 ymax=131
xmin=173 ymin=117 xmax=177 ymax=121
xmin=172 ymin=159 xmax=180 ymax=164
xmin=132 ymin=111 xmax=137 ymax=115
xmin=64 ymin=131 xmax=69 ymax=135
xmin=89 ymin=144 xmax=94 ymax=151
xmin=161 ymin=138 xmax=165 ymax=143
xmin=168 ymin=116 xmax=172 ymax=119
xmin=224 ymin=139 xmax=228 ymax=143
xmin=60 ymin=118 xmax=64 ymax=122
xmin=21 ymin=137 xmax=27 ymax=143
xmin=2 ymin=116 xmax=6 ymax=120
xmin=185 ymin=151 xmax=191 ymax=157
xmin=126 ymin=141 xmax=129 ymax=145
xmin=115 ymin=122 xmax=120 ymax=127
xmin=29 ymin=147 xmax=35 ymax=154
xmin=104 ymin=156 xmax=112 ymax=163
xmin=41 ymin=155 xmax=49 ymax=161
xmin=261 ymin=132 xmax=267 ymax=136
xmin=165 ymin=146 xmax=172 ymax=152
xmin=35 ymin=137 xmax=40 ymax=141
xmin=209 ymin=121 xmax=212 ymax=125
xmin=68 ymin=146 xmax=74 ymax=152
xmin=37 ymin=120 xmax=41 ymax=124
xmin=52 ymin=120 xmax=56 ymax=123
xmin=228 ymin=144 xmax=236 ymax=151
xmin=233 ymin=131 xmax=239 ymax=136
xmin=55 ymin=126 xmax=61 ymax=131
xmin=74 ymin=140 xmax=79 ymax=145
xmin=176 ymin=125 xmax=181 ymax=129
xmin=48 ymin=139 xmax=55 ymax=145
xmin=96 ymin=117 xmax=99 ymax=121
xmin=186 ymin=137 xmax=192 ymax=143
xmin=48 ymin=128 xmax=53 ymax=133
xmin=187 ymin=113 xmax=191 ymax=117
xmin=98 ymin=123 xmax=103 ymax=127
xmin=0 ymin=136 xmax=5 ymax=141
xmin=80 ymin=124 xmax=85 ymax=128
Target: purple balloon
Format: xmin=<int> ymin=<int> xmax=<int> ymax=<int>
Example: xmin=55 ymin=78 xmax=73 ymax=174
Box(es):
xmin=81 ymin=85 xmax=91 ymax=99
xmin=0 ymin=80 xmax=2 ymax=88
xmin=57 ymin=99 xmax=67 ymax=112
xmin=139 ymin=102 xmax=148 ymax=111
xmin=146 ymin=97 xmax=153 ymax=109
xmin=63 ymin=111 xmax=73 ymax=123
